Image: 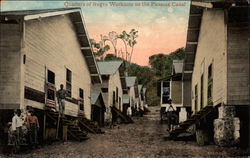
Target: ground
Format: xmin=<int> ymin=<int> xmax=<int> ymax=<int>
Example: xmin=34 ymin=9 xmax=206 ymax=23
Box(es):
xmin=1 ymin=106 xmax=249 ymax=158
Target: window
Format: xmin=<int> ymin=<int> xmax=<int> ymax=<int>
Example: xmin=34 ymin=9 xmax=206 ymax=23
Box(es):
xmin=162 ymin=81 xmax=170 ymax=104
xmin=47 ymin=89 xmax=55 ymax=101
xmin=119 ymin=97 xmax=121 ymax=110
xmin=80 ymin=103 xmax=84 ymax=111
xmin=101 ymin=88 xmax=108 ymax=93
xmin=46 ymin=69 xmax=55 ymax=102
xmin=116 ymin=87 xmax=118 ymax=102
xmin=79 ymin=88 xmax=84 ymax=111
xmin=47 ymin=70 xmax=55 ymax=84
xmin=66 ymin=69 xmax=72 ymax=97
xmin=112 ymin=91 xmax=115 ymax=106
xmin=207 ymin=63 xmax=213 ymax=105
xmin=79 ymin=88 xmax=83 ymax=99
xmin=200 ymin=74 xmax=204 ymax=108
xmin=194 ymin=84 xmax=198 ymax=112
xmin=101 ymin=75 xmax=109 ymax=80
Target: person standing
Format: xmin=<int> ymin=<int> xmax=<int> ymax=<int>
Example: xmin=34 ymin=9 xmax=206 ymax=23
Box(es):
xmin=26 ymin=108 xmax=39 ymax=146
xmin=127 ymin=106 xmax=132 ymax=117
xmin=56 ymin=84 xmax=68 ymax=117
xmin=11 ymin=109 xmax=23 ymax=145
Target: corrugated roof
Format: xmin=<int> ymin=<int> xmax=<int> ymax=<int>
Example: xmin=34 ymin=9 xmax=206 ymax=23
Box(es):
xmin=122 ymin=95 xmax=130 ymax=104
xmin=173 ymin=60 xmax=184 ymax=74
xmin=126 ymin=76 xmax=137 ymax=87
xmin=138 ymin=85 xmax=143 ymax=93
xmin=91 ymin=92 xmax=101 ymax=105
xmin=97 ymin=61 xmax=123 ymax=75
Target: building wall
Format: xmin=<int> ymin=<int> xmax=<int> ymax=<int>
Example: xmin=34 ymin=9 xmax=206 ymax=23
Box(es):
xmin=108 ymin=70 xmax=123 ymax=111
xmin=227 ymin=23 xmax=250 ymax=105
xmin=129 ymin=86 xmax=136 ymax=108
xmin=0 ymin=23 xmax=22 ymax=109
xmin=171 ymin=81 xmax=182 ymax=105
xmin=191 ymin=9 xmax=227 ymax=112
xmin=183 ymin=80 xmax=191 ymax=107
xmin=23 ymin=15 xmax=92 ymax=118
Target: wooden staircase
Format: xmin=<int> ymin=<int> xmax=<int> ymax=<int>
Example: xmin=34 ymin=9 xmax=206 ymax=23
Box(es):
xmin=111 ymin=106 xmax=134 ymax=123
xmin=168 ymin=106 xmax=214 ymax=138
xmin=144 ymin=107 xmax=151 ymax=113
xmin=46 ymin=110 xmax=89 ymax=141
xmin=78 ymin=117 xmax=104 ymax=134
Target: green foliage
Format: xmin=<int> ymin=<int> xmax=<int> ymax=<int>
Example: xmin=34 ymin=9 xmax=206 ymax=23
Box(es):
xmin=102 ymin=47 xmax=185 ymax=107
xmin=90 ymin=39 xmax=110 ymax=58
xmin=149 ymin=47 xmax=185 ymax=78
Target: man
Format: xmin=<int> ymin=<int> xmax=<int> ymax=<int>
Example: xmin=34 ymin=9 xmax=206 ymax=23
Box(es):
xmin=26 ymin=108 xmax=39 ymax=146
xmin=127 ymin=106 xmax=132 ymax=117
xmin=56 ymin=84 xmax=68 ymax=117
xmin=11 ymin=109 xmax=23 ymax=145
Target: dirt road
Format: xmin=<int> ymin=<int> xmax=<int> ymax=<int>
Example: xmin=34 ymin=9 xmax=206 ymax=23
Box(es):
xmin=2 ymin=106 xmax=249 ymax=158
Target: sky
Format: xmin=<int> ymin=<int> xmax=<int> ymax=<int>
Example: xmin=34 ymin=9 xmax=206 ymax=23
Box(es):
xmin=0 ymin=1 xmax=190 ymax=66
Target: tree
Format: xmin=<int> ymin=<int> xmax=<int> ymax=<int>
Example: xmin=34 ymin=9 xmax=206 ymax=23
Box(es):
xmin=91 ymin=29 xmax=138 ymax=62
xmin=116 ymin=29 xmax=138 ymax=62
xmin=149 ymin=47 xmax=185 ymax=78
xmin=90 ymin=38 xmax=110 ymax=59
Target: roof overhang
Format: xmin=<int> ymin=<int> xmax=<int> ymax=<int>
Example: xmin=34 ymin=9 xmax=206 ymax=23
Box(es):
xmin=0 ymin=8 xmax=102 ymax=84
xmin=119 ymin=61 xmax=128 ymax=92
xmin=183 ymin=0 xmax=249 ymax=80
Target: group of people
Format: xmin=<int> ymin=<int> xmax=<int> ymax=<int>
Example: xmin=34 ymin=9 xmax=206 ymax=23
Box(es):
xmin=7 ymin=84 xmax=68 ymax=149
xmin=9 ymin=108 xmax=39 ymax=147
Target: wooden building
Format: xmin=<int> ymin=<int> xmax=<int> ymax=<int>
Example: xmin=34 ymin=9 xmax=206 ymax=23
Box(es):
xmin=125 ymin=76 xmax=139 ymax=114
xmin=96 ymin=61 xmax=127 ymax=123
xmin=159 ymin=60 xmax=190 ymax=123
xmin=0 ymin=8 xmax=102 ymax=141
xmin=90 ymin=92 xmax=105 ymax=127
xmin=182 ymin=0 xmax=250 ymax=147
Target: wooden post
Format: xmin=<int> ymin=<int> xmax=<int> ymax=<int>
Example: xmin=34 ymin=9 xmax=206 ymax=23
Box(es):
xmin=56 ymin=114 xmax=60 ymax=140
xmin=62 ymin=125 xmax=68 ymax=141
xmin=43 ymin=111 xmax=46 ymax=141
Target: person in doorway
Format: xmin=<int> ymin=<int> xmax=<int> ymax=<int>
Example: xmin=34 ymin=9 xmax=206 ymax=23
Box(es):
xmin=11 ymin=109 xmax=23 ymax=145
xmin=26 ymin=108 xmax=39 ymax=146
xmin=56 ymin=84 xmax=68 ymax=117
xmin=127 ymin=106 xmax=132 ymax=117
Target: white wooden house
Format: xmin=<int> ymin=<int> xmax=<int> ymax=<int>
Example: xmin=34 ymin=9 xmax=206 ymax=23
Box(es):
xmin=0 ymin=8 xmax=102 ymax=134
xmin=96 ymin=61 xmax=127 ymax=122
xmin=183 ymin=0 xmax=249 ymax=147
xmin=125 ymin=77 xmax=139 ymax=114
xmin=159 ymin=60 xmax=190 ymax=123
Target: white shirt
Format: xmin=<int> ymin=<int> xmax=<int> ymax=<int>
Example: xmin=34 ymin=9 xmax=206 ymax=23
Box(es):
xmin=127 ymin=107 xmax=132 ymax=116
xmin=11 ymin=114 xmax=23 ymax=131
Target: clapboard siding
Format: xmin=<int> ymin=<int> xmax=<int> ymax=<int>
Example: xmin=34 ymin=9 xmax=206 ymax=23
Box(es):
xmin=192 ymin=10 xmax=227 ymax=112
xmin=108 ymin=70 xmax=123 ymax=111
xmin=227 ymin=25 xmax=250 ymax=105
xmin=171 ymin=81 xmax=182 ymax=105
xmin=129 ymin=87 xmax=136 ymax=108
xmin=0 ymin=23 xmax=21 ymax=109
xmin=23 ymin=15 xmax=92 ymax=118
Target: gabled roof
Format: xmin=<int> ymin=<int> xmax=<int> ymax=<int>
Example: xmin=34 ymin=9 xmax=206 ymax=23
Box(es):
xmin=90 ymin=91 xmax=105 ymax=108
xmin=172 ymin=60 xmax=184 ymax=74
xmin=91 ymin=92 xmax=100 ymax=105
xmin=122 ymin=95 xmax=130 ymax=104
xmin=97 ymin=61 xmax=123 ymax=75
xmin=97 ymin=60 xmax=127 ymax=91
xmin=138 ymin=85 xmax=143 ymax=93
xmin=0 ymin=8 xmax=102 ymax=84
xmin=125 ymin=76 xmax=137 ymax=87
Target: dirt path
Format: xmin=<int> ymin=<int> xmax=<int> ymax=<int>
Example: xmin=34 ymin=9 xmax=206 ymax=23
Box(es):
xmin=2 ymin=106 xmax=249 ymax=158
